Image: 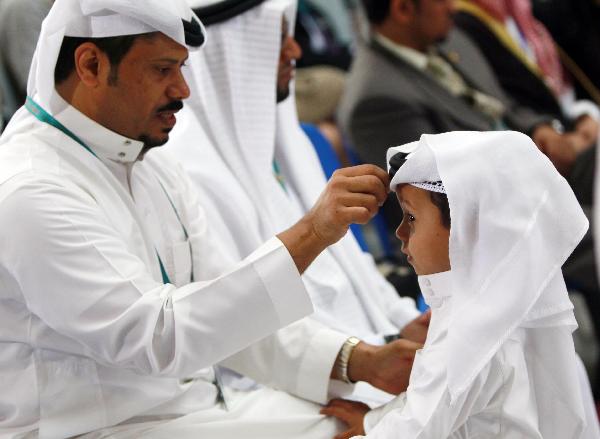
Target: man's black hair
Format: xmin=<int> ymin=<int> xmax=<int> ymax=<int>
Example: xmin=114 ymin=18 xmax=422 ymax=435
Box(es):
xmin=361 ymin=0 xmax=392 ymax=24
xmin=361 ymin=0 xmax=420 ymax=24
xmin=54 ymin=33 xmax=155 ymax=85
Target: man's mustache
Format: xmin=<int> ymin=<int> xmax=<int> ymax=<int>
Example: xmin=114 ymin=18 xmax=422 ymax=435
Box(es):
xmin=157 ymin=100 xmax=184 ymax=113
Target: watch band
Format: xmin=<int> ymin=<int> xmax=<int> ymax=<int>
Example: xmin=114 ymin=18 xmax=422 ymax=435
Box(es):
xmin=338 ymin=336 xmax=361 ymax=384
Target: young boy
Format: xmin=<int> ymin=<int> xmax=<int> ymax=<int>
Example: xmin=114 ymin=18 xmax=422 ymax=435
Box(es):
xmin=323 ymin=131 xmax=589 ymax=438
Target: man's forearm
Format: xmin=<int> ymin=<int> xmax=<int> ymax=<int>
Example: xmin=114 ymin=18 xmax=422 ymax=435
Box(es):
xmin=277 ymin=217 xmax=328 ymax=274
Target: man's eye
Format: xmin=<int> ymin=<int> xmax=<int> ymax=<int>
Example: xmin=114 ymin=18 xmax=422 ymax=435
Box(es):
xmin=156 ymin=67 xmax=171 ymax=75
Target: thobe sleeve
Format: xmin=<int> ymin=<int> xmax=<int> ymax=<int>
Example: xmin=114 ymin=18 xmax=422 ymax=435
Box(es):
xmin=357 ymin=344 xmax=504 ymax=438
xmin=0 ymin=174 xmax=312 ymax=379
xmin=221 ymin=317 xmax=349 ymax=404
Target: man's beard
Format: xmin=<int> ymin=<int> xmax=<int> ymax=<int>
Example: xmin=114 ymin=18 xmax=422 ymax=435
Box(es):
xmin=138 ymin=100 xmax=184 ymax=156
xmin=276 ymin=86 xmax=290 ymax=103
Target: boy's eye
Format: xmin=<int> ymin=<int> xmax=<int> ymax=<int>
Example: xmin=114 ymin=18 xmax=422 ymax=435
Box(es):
xmin=407 ymin=214 xmax=416 ymax=223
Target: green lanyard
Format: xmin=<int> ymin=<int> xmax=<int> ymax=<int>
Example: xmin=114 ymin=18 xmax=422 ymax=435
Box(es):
xmin=272 ymin=160 xmax=287 ymax=193
xmin=26 ymin=97 xmax=99 ymax=158
xmin=25 ymin=96 xmax=185 ymax=285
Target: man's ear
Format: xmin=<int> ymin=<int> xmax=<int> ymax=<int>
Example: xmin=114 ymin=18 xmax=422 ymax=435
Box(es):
xmin=389 ymin=0 xmax=418 ymax=25
xmin=73 ymin=42 xmax=106 ymax=87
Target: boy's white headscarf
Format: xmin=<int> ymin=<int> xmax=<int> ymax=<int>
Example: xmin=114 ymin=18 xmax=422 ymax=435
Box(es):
xmin=388 ymin=131 xmax=587 ymax=434
xmin=26 ymin=0 xmax=205 ymax=116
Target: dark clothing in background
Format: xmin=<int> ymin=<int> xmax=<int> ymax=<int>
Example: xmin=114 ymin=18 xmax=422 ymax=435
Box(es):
xmin=532 ymin=0 xmax=600 ymax=105
xmin=454 ymin=11 xmax=569 ymax=125
xmin=338 ymin=29 xmax=548 ymax=169
xmin=295 ymin=1 xmax=353 ymax=70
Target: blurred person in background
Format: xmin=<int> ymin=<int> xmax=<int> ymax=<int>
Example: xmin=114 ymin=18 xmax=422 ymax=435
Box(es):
xmin=532 ymin=0 xmax=600 ymax=107
xmin=455 ymin=0 xmax=599 ymax=185
xmin=294 ymin=0 xmax=354 ymax=166
xmin=0 ymin=0 xmax=53 ymax=124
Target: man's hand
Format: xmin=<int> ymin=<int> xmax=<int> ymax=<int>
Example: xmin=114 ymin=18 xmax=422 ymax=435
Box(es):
xmin=574 ymin=115 xmax=599 ymax=148
xmin=532 ymin=124 xmax=579 ymax=175
xmin=399 ymin=310 xmax=431 ymax=344
xmin=347 ymin=339 xmax=422 ymax=395
xmin=278 ymin=164 xmax=389 ymax=273
xmin=304 ymin=164 xmax=389 ymax=245
xmin=531 ymin=123 xmax=562 ymax=154
xmin=543 ymin=134 xmax=578 ymax=176
xmin=321 ymin=399 xmax=370 ymax=439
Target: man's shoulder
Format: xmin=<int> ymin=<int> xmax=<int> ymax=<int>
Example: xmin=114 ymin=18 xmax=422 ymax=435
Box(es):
xmin=346 ymin=42 xmax=417 ymax=94
xmin=0 ymin=114 xmax=95 ymax=202
xmin=339 ymin=42 xmax=423 ymax=126
xmin=0 ymin=131 xmax=62 ymax=183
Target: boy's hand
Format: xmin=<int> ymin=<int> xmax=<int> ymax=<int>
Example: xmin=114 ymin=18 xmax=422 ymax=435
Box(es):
xmin=400 ymin=310 xmax=431 ymax=344
xmin=321 ymin=399 xmax=370 ymax=439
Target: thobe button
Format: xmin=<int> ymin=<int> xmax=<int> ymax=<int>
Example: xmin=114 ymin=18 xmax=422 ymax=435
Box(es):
xmin=424 ymin=279 xmax=431 ymax=287
xmin=118 ymin=152 xmax=126 ymax=158
xmin=124 ymin=140 xmax=132 ymax=145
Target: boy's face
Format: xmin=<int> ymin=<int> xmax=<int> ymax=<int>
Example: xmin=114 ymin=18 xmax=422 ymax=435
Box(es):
xmin=395 ymin=185 xmax=450 ymax=276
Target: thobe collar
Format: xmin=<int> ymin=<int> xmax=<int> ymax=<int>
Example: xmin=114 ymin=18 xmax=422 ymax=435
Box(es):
xmin=53 ymin=100 xmax=144 ymax=164
xmin=417 ymin=270 xmax=452 ymax=309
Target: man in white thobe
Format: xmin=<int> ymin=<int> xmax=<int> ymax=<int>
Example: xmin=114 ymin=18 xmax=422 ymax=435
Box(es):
xmin=0 ymin=1 xmax=419 ymax=438
xmin=165 ymin=0 xmax=426 ymax=406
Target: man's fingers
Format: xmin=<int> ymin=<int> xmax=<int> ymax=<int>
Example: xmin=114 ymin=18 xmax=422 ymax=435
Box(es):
xmin=334 ymin=430 xmax=357 ymax=439
xmin=321 ymin=406 xmax=350 ymax=423
xmin=341 ymin=174 xmax=389 ymax=204
xmin=339 ymin=193 xmax=380 ymax=214
xmin=342 ymin=206 xmax=374 ymax=225
xmin=335 ymin=164 xmax=389 ymax=182
xmin=418 ymin=309 xmax=432 ymax=324
xmin=391 ymin=339 xmax=424 ymax=358
xmin=325 ymin=398 xmax=348 ymax=407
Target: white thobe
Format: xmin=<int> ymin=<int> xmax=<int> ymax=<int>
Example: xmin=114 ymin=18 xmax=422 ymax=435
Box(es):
xmin=165 ymin=103 xmax=419 ymax=343
xmin=357 ymin=271 xmax=575 ymax=438
xmin=0 ymin=102 xmax=346 ymax=439
xmin=165 ymin=105 xmax=419 ymax=405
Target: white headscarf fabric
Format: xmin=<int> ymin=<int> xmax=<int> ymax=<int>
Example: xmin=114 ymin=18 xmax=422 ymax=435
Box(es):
xmin=386 ymin=131 xmax=587 ymax=432
xmin=26 ymin=0 xmax=205 ymax=115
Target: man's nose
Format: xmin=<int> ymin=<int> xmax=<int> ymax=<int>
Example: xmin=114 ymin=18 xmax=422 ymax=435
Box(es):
xmin=168 ymin=69 xmax=191 ymax=100
xmin=282 ymin=35 xmax=302 ymax=62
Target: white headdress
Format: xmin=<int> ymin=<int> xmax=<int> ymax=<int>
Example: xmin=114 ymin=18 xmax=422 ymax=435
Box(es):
xmin=387 ymin=131 xmax=587 ymax=433
xmin=27 ymin=0 xmax=205 ymax=115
